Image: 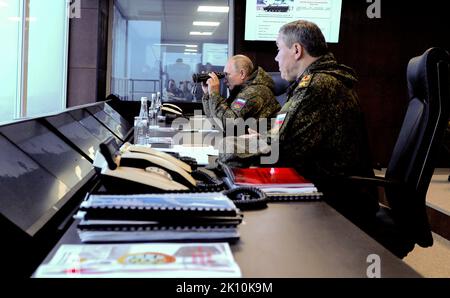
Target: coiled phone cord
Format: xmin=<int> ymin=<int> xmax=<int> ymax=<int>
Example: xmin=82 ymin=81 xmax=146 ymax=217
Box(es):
xmin=223 ymin=186 xmax=268 ymax=210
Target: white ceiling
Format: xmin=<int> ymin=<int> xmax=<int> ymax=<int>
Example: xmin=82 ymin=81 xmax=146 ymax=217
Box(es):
xmin=115 ymin=0 xmax=230 ymax=44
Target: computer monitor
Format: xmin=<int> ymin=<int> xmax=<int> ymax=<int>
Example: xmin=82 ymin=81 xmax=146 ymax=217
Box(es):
xmin=0 ymin=119 xmax=94 ymax=190
xmin=44 ymin=112 xmax=101 ymax=161
xmin=85 ymin=104 xmax=129 ymax=141
xmin=0 ymin=135 xmax=70 ymax=236
xmin=104 ymin=102 xmax=132 ymax=132
xmin=68 ymin=108 xmax=122 ymax=147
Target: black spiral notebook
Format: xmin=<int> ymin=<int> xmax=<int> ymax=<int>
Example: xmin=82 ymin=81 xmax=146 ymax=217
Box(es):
xmin=76 ymin=192 xmax=242 ymax=242
xmin=222 ymin=166 xmax=323 ymax=201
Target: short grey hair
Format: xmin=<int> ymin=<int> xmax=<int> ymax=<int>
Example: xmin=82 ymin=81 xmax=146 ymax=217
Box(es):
xmin=279 ymin=20 xmax=328 ymax=57
xmin=230 ymin=55 xmax=254 ymax=76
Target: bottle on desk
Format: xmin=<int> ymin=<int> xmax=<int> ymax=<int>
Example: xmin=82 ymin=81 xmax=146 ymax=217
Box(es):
xmin=148 ymin=93 xmax=159 ymax=128
xmin=139 ymin=96 xmax=149 ymax=119
xmin=156 ymin=92 xmax=162 ymax=116
xmin=134 ymin=97 xmax=149 ymax=145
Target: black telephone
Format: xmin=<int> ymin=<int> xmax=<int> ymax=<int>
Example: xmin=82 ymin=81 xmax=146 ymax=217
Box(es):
xmin=161 ymin=103 xmax=189 ymax=123
xmin=95 ymin=138 xmax=224 ymax=193
xmin=96 ymin=138 xmax=267 ymax=209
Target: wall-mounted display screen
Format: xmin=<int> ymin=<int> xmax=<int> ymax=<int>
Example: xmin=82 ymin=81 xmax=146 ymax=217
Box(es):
xmin=245 ymin=0 xmax=343 ymax=43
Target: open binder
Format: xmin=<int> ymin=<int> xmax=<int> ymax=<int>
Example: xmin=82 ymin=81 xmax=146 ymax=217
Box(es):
xmin=222 ymin=166 xmax=323 ymax=201
xmin=76 ymin=192 xmax=243 ymax=243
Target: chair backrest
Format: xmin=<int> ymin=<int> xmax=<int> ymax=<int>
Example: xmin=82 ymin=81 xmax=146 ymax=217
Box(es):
xmin=385 ymin=47 xmax=450 ymax=247
xmin=268 ymin=72 xmax=290 ymax=105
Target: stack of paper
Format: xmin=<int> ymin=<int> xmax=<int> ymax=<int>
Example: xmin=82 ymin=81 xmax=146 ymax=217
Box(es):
xmin=75 ymin=192 xmax=242 ymax=242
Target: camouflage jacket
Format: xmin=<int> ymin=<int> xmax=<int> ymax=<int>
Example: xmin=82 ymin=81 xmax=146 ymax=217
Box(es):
xmin=274 ymin=53 xmax=374 ymax=179
xmin=219 ymin=53 xmax=379 ymax=220
xmin=220 ymin=53 xmax=373 ymax=177
xmin=202 ymin=66 xmax=281 ymax=130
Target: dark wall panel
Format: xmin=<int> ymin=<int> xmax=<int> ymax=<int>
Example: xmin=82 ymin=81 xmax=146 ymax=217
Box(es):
xmin=67 ymin=0 xmax=109 ymax=107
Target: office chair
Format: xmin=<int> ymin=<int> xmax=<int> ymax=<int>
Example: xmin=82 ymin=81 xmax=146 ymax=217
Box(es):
xmin=268 ymin=72 xmax=290 ymax=105
xmin=340 ymin=48 xmax=450 ymax=258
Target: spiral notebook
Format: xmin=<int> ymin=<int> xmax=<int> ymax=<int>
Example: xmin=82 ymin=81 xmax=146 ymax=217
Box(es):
xmin=76 ymin=192 xmax=242 ymax=242
xmin=222 ymin=166 xmax=323 ymax=201
xmin=77 ymin=224 xmax=240 ymax=243
xmin=79 ymin=193 xmax=240 ymax=219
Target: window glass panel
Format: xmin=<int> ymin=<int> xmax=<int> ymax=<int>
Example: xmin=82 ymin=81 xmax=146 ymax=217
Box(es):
xmin=26 ymin=0 xmax=67 ymax=117
xmin=111 ymin=0 xmax=230 ymax=102
xmin=0 ymin=0 xmax=21 ymax=122
xmin=127 ymin=20 xmax=161 ymax=101
xmin=111 ymin=5 xmax=128 ymax=99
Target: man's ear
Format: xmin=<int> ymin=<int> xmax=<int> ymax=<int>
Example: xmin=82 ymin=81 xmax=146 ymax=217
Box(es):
xmin=239 ymin=69 xmax=246 ymax=80
xmin=293 ymin=43 xmax=303 ymax=60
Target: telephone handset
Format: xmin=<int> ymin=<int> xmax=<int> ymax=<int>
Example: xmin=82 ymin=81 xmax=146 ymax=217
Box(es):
xmin=120 ymin=142 xmax=192 ymax=173
xmin=118 ymin=151 xmax=197 ymax=187
xmin=119 ymin=142 xmax=197 ymax=187
xmin=96 ymin=138 xmax=191 ymax=191
xmin=102 ymin=166 xmax=188 ymax=191
xmin=96 ymin=138 xmax=224 ymax=193
xmin=161 ymin=103 xmax=188 ymax=123
xmin=161 ymin=103 xmax=183 ymax=116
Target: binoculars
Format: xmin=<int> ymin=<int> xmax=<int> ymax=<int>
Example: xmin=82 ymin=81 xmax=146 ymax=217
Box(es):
xmin=192 ymin=72 xmax=225 ymax=83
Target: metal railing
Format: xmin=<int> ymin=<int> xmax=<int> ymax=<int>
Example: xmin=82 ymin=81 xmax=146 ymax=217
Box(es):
xmin=111 ymin=77 xmax=161 ymax=101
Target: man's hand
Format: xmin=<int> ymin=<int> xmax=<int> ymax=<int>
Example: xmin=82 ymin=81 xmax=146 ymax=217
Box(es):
xmin=239 ymin=129 xmax=260 ymax=140
xmin=204 ymin=72 xmax=221 ymax=96
xmin=201 ymin=81 xmax=209 ymax=95
xmin=248 ymin=128 xmax=259 ymax=136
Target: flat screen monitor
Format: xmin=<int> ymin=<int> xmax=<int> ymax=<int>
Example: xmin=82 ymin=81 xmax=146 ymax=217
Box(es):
xmin=85 ymin=104 xmax=129 ymax=141
xmin=104 ymin=102 xmax=132 ymax=132
xmin=68 ymin=109 xmax=121 ymax=147
xmin=44 ymin=112 xmax=101 ymax=161
xmin=245 ymin=0 xmax=343 ymax=43
xmin=0 ymin=119 xmax=94 ymax=190
xmin=0 ymin=135 xmax=70 ymax=236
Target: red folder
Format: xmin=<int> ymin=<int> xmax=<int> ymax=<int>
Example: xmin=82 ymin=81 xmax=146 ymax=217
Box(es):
xmin=230 ymin=167 xmax=314 ymax=188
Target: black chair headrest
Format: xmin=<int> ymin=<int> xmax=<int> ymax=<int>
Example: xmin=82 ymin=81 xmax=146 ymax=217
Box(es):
xmin=268 ymin=72 xmax=290 ymax=96
xmin=407 ymin=47 xmax=450 ymax=101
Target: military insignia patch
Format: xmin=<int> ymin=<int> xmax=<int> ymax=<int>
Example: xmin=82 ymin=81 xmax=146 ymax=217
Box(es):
xmin=298 ymin=74 xmax=312 ymax=88
xmin=232 ymin=98 xmax=247 ymax=110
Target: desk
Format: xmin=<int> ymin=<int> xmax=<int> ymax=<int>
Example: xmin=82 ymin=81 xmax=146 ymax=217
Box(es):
xmin=35 ymin=119 xmax=421 ymax=278
xmin=39 ymin=202 xmax=420 ymax=277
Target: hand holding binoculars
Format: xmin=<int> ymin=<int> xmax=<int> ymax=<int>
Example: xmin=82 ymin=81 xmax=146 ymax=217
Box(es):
xmin=192 ymin=72 xmax=225 ymax=83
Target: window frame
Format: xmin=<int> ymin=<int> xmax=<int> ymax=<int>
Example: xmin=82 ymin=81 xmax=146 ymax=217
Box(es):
xmin=106 ymin=0 xmax=235 ymax=101
xmin=3 ymin=0 xmax=69 ymax=121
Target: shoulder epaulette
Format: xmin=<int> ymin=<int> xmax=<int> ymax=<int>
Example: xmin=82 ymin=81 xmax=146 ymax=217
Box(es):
xmin=297 ymin=74 xmax=313 ymax=89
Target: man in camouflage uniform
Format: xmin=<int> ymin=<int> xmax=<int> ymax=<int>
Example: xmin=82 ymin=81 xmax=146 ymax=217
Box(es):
xmin=219 ymin=20 xmax=379 ymax=225
xmin=201 ymin=55 xmax=281 ymax=131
